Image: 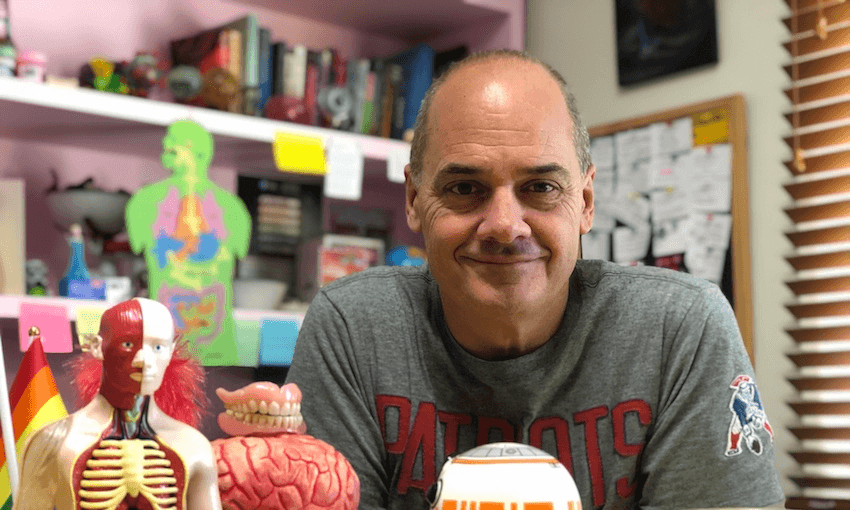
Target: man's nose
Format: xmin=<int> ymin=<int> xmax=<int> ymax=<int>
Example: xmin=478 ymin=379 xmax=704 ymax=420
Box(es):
xmin=477 ymin=188 xmax=531 ymax=243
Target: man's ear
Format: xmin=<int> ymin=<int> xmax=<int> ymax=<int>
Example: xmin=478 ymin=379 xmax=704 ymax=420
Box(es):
xmin=83 ymin=334 xmax=104 ymax=360
xmin=405 ymin=164 xmax=422 ymax=233
xmin=580 ymin=164 xmax=596 ymax=235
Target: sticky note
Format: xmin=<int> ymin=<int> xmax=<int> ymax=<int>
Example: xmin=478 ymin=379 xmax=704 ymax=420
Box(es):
xmin=324 ymin=138 xmax=364 ymax=201
xmin=234 ymin=319 xmax=261 ymax=367
xmin=273 ymin=132 xmax=326 ymax=174
xmin=258 ymin=319 xmax=299 ymax=366
xmin=75 ymin=306 xmax=105 ymax=336
xmin=18 ymin=302 xmax=73 ymax=353
xmin=386 ymin=145 xmax=410 ymax=184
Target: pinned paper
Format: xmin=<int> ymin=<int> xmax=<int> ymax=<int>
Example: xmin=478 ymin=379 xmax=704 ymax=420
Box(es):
xmin=258 ymin=319 xmax=300 ymax=366
xmin=234 ymin=319 xmax=261 ymax=367
xmin=692 ymin=106 xmax=730 ymax=145
xmin=582 ymin=231 xmax=611 ymax=260
xmin=18 ymin=302 xmax=72 ymax=353
xmin=613 ymin=223 xmax=651 ymax=264
xmin=75 ymin=306 xmax=106 ymax=342
xmin=273 ymin=132 xmax=327 ymax=174
xmin=324 ymin=138 xmax=364 ymax=201
xmin=590 ymin=136 xmax=615 ymax=168
xmin=387 ymin=145 xmax=410 ymax=184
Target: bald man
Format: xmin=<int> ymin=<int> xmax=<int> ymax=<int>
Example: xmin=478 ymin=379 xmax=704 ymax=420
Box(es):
xmin=14 ymin=298 xmax=221 ymax=510
xmin=286 ymin=50 xmax=784 ymax=509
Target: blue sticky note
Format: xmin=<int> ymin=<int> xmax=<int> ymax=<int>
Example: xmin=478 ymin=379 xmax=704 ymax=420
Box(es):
xmin=234 ymin=320 xmax=261 ymax=367
xmin=259 ymin=319 xmax=299 ymax=366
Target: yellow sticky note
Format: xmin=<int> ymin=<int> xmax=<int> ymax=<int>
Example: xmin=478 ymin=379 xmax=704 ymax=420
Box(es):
xmin=692 ymin=107 xmax=730 ymax=146
xmin=76 ymin=306 xmax=105 ymax=337
xmin=273 ymin=132 xmax=326 ymax=174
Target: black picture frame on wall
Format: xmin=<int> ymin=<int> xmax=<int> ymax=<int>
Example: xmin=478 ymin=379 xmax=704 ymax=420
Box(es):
xmin=616 ymin=0 xmax=719 ymax=87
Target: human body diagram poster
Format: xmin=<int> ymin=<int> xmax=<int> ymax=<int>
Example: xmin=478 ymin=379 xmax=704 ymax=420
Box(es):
xmin=127 ymin=120 xmax=251 ymax=366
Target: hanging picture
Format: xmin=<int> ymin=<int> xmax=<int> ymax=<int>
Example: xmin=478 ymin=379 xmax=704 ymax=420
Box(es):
xmin=615 ymin=0 xmax=719 ymax=86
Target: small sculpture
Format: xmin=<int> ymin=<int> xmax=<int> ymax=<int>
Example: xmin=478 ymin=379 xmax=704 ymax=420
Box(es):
xmin=211 ymin=382 xmax=359 ymax=510
xmin=14 ymin=298 xmax=221 ymax=510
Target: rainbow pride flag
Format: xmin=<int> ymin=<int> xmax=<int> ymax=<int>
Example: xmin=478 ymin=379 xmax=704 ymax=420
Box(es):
xmin=0 ymin=337 xmax=68 ymax=510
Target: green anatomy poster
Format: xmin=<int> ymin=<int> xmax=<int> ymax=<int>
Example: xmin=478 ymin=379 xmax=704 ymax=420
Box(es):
xmin=126 ymin=120 xmax=251 ymax=365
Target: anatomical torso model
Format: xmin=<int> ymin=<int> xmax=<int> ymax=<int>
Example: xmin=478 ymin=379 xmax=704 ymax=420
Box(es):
xmin=13 ymin=298 xmax=221 ymax=510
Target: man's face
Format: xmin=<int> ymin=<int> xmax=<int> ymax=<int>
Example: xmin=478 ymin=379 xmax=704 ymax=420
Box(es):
xmin=406 ymin=59 xmax=595 ymax=315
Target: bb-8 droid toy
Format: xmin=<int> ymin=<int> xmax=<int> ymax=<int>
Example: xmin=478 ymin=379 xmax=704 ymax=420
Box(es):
xmin=429 ymin=442 xmax=581 ymax=510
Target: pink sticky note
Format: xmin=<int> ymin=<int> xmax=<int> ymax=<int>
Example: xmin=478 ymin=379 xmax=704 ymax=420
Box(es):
xmin=18 ymin=302 xmax=73 ymax=353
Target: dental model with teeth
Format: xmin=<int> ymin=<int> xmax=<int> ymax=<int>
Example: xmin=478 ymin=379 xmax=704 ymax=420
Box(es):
xmin=13 ymin=298 xmax=221 ymax=510
xmin=211 ymin=382 xmax=360 ymax=509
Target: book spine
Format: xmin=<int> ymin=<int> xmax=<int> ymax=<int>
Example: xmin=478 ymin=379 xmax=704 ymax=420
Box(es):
xmin=283 ymin=44 xmax=307 ymax=100
xmin=346 ymin=58 xmax=369 ymax=134
xmin=362 ymin=67 xmax=377 ymax=134
xmin=271 ymin=42 xmax=286 ymax=97
xmin=257 ymin=27 xmax=272 ymax=115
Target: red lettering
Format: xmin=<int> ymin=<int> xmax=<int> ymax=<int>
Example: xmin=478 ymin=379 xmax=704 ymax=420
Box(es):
xmin=528 ymin=416 xmax=573 ymax=474
xmin=398 ymin=401 xmax=437 ymax=494
xmin=574 ymin=405 xmax=608 ymax=508
xmin=477 ymin=417 xmax=515 ymax=445
xmin=375 ymin=395 xmax=411 ymax=454
xmin=439 ymin=411 xmax=472 ymax=457
xmin=613 ymin=399 xmax=652 ymax=498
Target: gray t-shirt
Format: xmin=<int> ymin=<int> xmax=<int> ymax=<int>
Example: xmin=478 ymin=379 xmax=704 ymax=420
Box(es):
xmin=285 ymin=260 xmax=784 ymax=509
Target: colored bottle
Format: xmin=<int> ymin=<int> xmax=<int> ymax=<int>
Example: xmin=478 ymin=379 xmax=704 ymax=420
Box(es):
xmin=0 ymin=0 xmax=15 ymax=77
xmin=59 ymin=224 xmax=92 ymax=297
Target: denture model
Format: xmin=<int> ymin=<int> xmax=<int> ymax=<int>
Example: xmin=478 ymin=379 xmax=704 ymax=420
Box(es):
xmin=211 ymin=382 xmax=360 ymax=510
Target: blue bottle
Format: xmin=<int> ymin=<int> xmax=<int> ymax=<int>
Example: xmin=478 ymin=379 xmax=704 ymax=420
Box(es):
xmin=58 ymin=224 xmax=92 ymax=297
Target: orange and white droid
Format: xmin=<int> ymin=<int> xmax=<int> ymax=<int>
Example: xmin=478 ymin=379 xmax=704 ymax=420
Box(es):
xmin=429 ymin=442 xmax=581 ymax=510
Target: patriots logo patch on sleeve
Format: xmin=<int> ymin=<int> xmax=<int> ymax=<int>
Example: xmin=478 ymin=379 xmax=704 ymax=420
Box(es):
xmin=725 ymin=374 xmax=775 ymax=457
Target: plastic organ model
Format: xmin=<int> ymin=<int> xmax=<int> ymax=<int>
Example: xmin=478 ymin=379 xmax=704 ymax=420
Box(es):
xmin=211 ymin=382 xmax=359 ymax=510
xmin=429 ymin=443 xmax=581 ymax=510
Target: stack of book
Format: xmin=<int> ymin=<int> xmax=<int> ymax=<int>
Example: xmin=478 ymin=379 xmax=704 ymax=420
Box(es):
xmin=171 ymin=15 xmax=467 ymax=140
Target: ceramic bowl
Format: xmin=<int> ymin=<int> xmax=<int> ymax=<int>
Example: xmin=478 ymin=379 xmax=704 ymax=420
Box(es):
xmin=46 ymin=189 xmax=130 ymax=238
xmin=233 ymin=278 xmax=288 ymax=310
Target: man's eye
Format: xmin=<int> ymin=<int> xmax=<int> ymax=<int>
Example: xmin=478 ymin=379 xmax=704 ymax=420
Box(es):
xmin=121 ymin=341 xmax=134 ymax=349
xmin=526 ymin=181 xmax=557 ymax=193
xmin=155 ymin=345 xmax=163 ymax=352
xmin=448 ymin=182 xmax=480 ymax=195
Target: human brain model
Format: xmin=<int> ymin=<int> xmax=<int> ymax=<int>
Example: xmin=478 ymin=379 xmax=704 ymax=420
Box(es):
xmin=429 ymin=442 xmax=581 ymax=510
xmin=211 ymin=382 xmax=359 ymax=510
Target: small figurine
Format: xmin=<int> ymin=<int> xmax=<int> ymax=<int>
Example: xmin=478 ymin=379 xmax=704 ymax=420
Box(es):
xmin=125 ymin=52 xmax=165 ymax=98
xmin=200 ymin=68 xmax=239 ymax=112
xmin=14 ymin=297 xmax=221 ymax=510
xmin=89 ymin=57 xmax=128 ymax=94
xmin=58 ymin=223 xmax=94 ymax=298
xmin=167 ymin=65 xmax=203 ymax=101
xmin=211 ymin=382 xmax=359 ymax=509
xmin=24 ymin=259 xmax=50 ymax=295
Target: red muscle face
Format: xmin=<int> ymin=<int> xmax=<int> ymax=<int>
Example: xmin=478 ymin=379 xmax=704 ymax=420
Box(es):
xmin=98 ymin=299 xmax=144 ymax=410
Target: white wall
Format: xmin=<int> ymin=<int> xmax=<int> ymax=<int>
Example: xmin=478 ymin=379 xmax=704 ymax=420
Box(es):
xmin=527 ymin=0 xmax=796 ymax=498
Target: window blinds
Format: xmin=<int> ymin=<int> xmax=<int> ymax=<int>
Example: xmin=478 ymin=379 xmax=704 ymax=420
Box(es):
xmin=784 ymin=0 xmax=850 ymax=507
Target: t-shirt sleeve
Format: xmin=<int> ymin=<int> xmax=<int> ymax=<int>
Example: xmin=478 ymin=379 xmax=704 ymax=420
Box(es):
xmin=285 ymin=290 xmax=389 ymax=509
xmin=638 ymin=284 xmax=785 ymax=509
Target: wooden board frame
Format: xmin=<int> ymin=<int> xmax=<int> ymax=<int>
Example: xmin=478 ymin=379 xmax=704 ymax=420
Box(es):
xmin=587 ymin=94 xmax=754 ymax=361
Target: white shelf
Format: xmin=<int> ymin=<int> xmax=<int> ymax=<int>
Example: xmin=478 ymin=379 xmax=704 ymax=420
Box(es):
xmin=0 ymin=294 xmax=305 ymax=323
xmin=0 ymin=77 xmax=410 ymax=173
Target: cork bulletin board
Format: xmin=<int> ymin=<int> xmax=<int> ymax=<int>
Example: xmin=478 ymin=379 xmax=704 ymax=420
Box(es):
xmin=585 ymin=95 xmax=753 ymax=360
